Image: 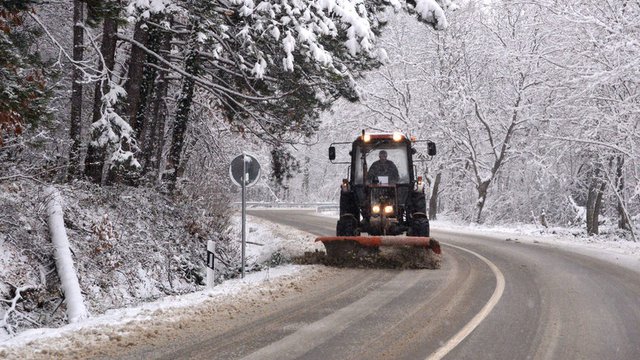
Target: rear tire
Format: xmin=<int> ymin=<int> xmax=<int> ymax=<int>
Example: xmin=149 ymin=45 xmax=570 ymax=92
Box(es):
xmin=410 ymin=217 xmax=430 ymax=237
xmin=408 ymin=191 xmax=427 ymax=215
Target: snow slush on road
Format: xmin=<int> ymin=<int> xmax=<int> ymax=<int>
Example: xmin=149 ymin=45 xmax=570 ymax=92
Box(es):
xmin=295 ymin=244 xmax=441 ymax=269
xmin=303 ymin=130 xmax=443 ymax=269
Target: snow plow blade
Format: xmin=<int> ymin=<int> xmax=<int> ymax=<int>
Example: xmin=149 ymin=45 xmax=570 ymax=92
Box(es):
xmin=316 ymin=235 xmax=441 ymax=255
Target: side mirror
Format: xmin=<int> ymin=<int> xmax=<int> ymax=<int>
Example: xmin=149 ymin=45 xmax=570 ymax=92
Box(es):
xmin=427 ymin=141 xmax=436 ymax=156
xmin=329 ymin=146 xmax=336 ymax=161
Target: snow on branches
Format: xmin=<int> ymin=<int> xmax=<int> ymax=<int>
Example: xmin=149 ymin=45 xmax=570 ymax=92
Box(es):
xmin=89 ymin=107 xmax=141 ymax=172
xmin=125 ymin=0 xmax=453 ymax=78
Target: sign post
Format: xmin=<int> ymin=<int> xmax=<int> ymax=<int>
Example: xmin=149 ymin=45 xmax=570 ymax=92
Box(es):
xmin=229 ymin=153 xmax=261 ymax=278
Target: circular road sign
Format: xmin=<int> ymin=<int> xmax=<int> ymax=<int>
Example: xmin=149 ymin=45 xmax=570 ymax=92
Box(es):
xmin=229 ymin=153 xmax=261 ymax=187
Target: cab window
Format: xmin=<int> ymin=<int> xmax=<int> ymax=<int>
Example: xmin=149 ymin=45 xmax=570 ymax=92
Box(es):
xmin=353 ymin=145 xmax=409 ymax=184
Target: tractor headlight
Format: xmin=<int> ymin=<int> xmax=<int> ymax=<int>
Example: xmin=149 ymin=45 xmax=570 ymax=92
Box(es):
xmin=393 ymin=132 xmax=403 ymax=142
xmin=384 ymin=205 xmax=394 ymax=214
xmin=372 ymin=205 xmax=381 ymax=214
xmin=363 ymin=133 xmax=371 ymax=142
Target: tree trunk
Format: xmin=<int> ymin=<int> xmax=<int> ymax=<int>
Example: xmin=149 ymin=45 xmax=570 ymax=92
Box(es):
xmin=615 ymin=155 xmax=631 ymax=231
xmin=91 ymin=16 xmax=118 ymax=124
xmin=144 ymin=68 xmax=169 ymax=177
xmin=476 ymin=180 xmax=490 ymax=223
xmin=67 ymin=0 xmax=85 ymax=180
xmin=593 ymin=181 xmax=607 ymax=234
xmin=429 ymin=172 xmax=441 ymax=220
xmin=137 ymin=19 xmax=169 ymax=176
xmin=167 ymin=29 xmax=199 ymax=190
xmin=586 ymin=175 xmax=606 ymax=236
xmin=84 ymin=13 xmax=119 ymax=184
xmin=124 ymin=20 xmax=149 ymax=136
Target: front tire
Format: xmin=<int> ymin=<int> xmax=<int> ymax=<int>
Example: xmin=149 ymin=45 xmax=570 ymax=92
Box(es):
xmin=336 ymin=215 xmax=358 ymax=236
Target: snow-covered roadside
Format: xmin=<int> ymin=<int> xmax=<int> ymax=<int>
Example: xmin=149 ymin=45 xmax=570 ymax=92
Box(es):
xmin=240 ymin=214 xmax=325 ymax=266
xmin=0 ymin=215 xmax=329 ymax=358
xmin=431 ymin=218 xmax=640 ymax=273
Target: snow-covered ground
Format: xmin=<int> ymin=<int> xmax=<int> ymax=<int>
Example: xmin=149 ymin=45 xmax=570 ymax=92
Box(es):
xmin=431 ymin=217 xmax=640 ymax=273
xmin=0 ymin=215 xmax=329 ymax=358
xmin=239 ymin=214 xmax=324 ymax=266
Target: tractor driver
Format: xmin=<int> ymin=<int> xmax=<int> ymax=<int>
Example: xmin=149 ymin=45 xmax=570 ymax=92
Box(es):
xmin=367 ymin=150 xmax=400 ymax=184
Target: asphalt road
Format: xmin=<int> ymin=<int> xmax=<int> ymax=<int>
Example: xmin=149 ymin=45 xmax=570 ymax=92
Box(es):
xmin=76 ymin=209 xmax=640 ymax=360
xmin=243 ymin=209 xmax=640 ymax=360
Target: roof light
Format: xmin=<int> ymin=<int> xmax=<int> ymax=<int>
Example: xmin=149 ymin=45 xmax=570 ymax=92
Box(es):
xmin=363 ymin=133 xmax=371 ymax=142
xmin=393 ymin=132 xmax=403 ymax=142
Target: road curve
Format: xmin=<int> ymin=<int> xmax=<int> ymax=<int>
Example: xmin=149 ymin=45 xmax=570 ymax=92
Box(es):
xmin=246 ymin=209 xmax=640 ymax=360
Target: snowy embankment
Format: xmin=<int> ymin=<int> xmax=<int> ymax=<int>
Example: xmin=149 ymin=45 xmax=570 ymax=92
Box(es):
xmin=0 ymin=215 xmax=329 ymax=358
xmin=431 ymin=217 xmax=640 ymax=272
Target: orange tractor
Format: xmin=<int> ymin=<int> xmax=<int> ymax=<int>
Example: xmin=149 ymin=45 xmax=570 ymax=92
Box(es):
xmin=317 ymin=131 xmax=441 ymax=263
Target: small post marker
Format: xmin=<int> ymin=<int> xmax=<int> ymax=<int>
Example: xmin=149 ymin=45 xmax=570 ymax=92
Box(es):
xmin=206 ymin=240 xmax=216 ymax=288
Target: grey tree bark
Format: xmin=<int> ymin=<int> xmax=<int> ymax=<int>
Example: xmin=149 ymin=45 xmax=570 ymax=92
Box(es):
xmin=429 ymin=172 xmax=441 ymax=220
xmin=167 ymin=24 xmax=200 ymax=190
xmin=586 ymin=168 xmax=607 ymax=235
xmin=124 ymin=20 xmax=149 ymax=136
xmin=67 ymin=0 xmax=85 ymax=180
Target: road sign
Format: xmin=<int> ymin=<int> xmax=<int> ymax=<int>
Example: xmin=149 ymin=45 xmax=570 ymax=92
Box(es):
xmin=229 ymin=153 xmax=261 ymax=279
xmin=229 ymin=154 xmax=261 ymax=187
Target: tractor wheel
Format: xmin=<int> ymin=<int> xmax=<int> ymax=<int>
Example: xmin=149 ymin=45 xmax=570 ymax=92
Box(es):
xmin=336 ymin=216 xmax=358 ymax=236
xmin=339 ymin=191 xmax=359 ymax=217
xmin=410 ymin=217 xmax=430 ymax=237
xmin=409 ymin=190 xmax=427 ymax=215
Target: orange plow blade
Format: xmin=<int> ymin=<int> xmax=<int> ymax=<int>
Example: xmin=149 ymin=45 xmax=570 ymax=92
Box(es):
xmin=316 ymin=235 xmax=441 ymax=254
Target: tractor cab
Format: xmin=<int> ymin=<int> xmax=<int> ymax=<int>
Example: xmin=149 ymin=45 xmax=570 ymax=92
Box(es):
xmin=328 ymin=131 xmax=436 ymax=238
xmin=353 ymin=145 xmax=410 ymax=185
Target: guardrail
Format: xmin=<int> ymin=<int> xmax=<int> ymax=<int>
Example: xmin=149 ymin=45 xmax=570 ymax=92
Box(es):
xmin=235 ymin=202 xmax=340 ymax=213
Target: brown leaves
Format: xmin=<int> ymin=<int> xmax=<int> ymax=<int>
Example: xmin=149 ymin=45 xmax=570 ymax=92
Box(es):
xmin=0 ymin=8 xmax=25 ymax=34
xmin=0 ymin=70 xmax=46 ymax=146
xmin=0 ymin=111 xmax=22 ymax=146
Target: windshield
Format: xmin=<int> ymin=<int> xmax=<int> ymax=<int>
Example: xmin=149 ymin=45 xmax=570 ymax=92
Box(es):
xmin=354 ymin=144 xmax=410 ymax=184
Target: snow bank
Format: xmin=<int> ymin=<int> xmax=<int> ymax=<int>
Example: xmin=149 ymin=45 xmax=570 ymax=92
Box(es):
xmin=431 ymin=217 xmax=640 ymax=272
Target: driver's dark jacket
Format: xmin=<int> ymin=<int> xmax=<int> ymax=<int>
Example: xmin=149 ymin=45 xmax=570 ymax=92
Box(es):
xmin=367 ymin=160 xmax=400 ymax=183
